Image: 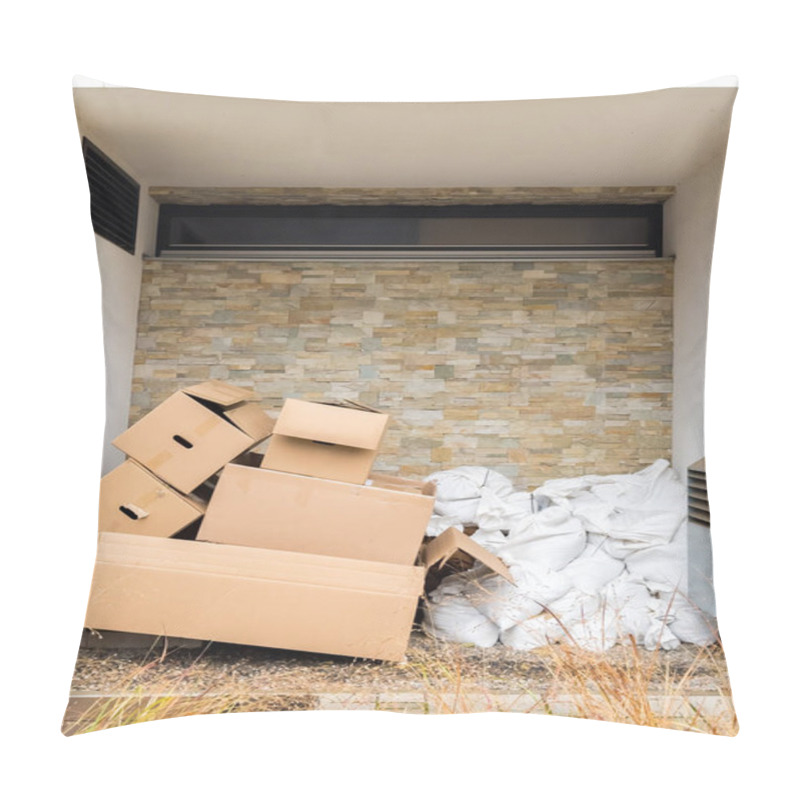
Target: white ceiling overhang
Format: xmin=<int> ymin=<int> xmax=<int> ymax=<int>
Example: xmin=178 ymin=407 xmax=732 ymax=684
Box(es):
xmin=73 ymin=83 xmax=738 ymax=190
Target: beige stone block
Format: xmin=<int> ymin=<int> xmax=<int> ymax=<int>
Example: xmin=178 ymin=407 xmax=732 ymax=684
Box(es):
xmin=431 ymin=447 xmax=453 ymax=463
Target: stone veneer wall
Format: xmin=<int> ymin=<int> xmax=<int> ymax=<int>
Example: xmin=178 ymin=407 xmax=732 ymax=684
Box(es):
xmin=132 ymin=257 xmax=673 ymax=488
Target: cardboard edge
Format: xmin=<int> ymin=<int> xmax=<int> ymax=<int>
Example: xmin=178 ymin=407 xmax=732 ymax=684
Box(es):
xmin=421 ymin=527 xmax=515 ymax=584
xmin=120 ymin=459 xmax=208 ymax=515
xmin=222 ymin=401 xmax=276 ymax=441
xmin=182 ymin=379 xmax=256 ymax=407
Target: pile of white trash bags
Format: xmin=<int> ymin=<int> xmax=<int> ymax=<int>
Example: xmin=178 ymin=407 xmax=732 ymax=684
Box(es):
xmin=422 ymin=460 xmax=717 ymax=652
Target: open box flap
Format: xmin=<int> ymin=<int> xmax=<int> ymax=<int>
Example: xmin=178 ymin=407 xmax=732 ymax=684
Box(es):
xmin=183 ymin=380 xmax=256 ymax=408
xmin=274 ymin=398 xmax=389 ymax=449
xmin=421 ymin=527 xmax=515 ymax=584
xmin=223 ymin=402 xmax=276 ymax=441
xmin=122 ymin=461 xmax=208 ymax=515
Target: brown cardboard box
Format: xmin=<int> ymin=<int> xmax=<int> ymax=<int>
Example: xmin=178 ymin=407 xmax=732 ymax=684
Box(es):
xmin=85 ymin=532 xmax=425 ymax=661
xmin=113 ymin=381 xmax=275 ymax=494
xmin=197 ymin=464 xmax=435 ymax=564
xmin=261 ymin=398 xmax=389 ymax=484
xmin=99 ymin=460 xmax=206 ymax=538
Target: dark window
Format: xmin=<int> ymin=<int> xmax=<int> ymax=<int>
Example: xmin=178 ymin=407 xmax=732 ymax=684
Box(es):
xmin=156 ymin=204 xmax=662 ymax=258
xmin=82 ymin=138 xmax=140 ymax=254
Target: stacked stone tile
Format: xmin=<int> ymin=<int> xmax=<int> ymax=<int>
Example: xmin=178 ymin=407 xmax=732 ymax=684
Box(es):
xmin=132 ymin=257 xmax=674 ymax=486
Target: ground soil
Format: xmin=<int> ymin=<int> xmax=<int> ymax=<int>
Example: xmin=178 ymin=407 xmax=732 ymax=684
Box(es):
xmin=70 ymin=628 xmax=732 ymax=698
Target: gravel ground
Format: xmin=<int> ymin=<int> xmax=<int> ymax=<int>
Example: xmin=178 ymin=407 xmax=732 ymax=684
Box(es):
xmin=69 ymin=627 xmax=733 ymax=698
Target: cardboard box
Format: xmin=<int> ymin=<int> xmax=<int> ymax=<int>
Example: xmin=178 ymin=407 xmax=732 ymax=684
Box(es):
xmin=261 ymin=398 xmax=389 ymax=484
xmin=99 ymin=460 xmax=206 ymax=538
xmin=85 ymin=532 xmax=425 ymax=661
xmin=113 ymin=381 xmax=275 ymax=494
xmin=197 ymin=464 xmax=435 ymax=564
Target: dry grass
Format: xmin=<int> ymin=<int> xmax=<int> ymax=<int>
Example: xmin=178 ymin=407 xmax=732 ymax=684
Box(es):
xmin=539 ymin=639 xmax=736 ymax=734
xmin=63 ymin=635 xmax=736 ymax=736
xmin=398 ymin=634 xmax=736 ymax=734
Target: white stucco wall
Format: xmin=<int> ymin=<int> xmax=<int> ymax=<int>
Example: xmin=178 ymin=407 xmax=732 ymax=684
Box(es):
xmin=663 ymin=149 xmax=731 ymax=477
xmin=80 ymin=132 xmax=158 ymax=474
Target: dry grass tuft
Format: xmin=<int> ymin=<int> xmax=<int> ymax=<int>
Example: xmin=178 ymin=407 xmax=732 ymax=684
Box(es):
xmin=540 ymin=638 xmax=737 ymax=735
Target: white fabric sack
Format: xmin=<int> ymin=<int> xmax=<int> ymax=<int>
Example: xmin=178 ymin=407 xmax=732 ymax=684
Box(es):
xmin=434 ymin=560 xmax=571 ymax=633
xmin=426 ymin=466 xmax=514 ymax=524
xmin=601 ymin=574 xmax=655 ymax=645
xmin=544 ymin=589 xmax=619 ymax=651
xmin=466 ymin=571 xmax=546 ymax=630
xmin=564 ymin=610 xmax=619 ymax=652
xmin=560 ymin=542 xmax=626 ymax=594
xmin=500 ymin=506 xmax=586 ymax=571
xmin=426 ymin=467 xmax=514 ymax=525
xmin=469 ymin=563 xmax=570 ymax=630
xmin=422 ymin=598 xmax=500 ymax=648
xmin=635 ymin=595 xmax=680 ymax=651
xmin=663 ymin=592 xmax=719 ymax=646
xmin=425 ymin=514 xmax=464 ymax=538
xmin=624 ymin=522 xmax=688 ymax=593
xmin=533 ymin=460 xmax=686 ymax=555
xmin=501 ymin=614 xmax=562 ymax=650
xmin=469 ymin=527 xmax=509 ymax=552
xmin=423 ymin=582 xmax=500 ymax=647
xmin=644 ymin=618 xmax=681 ymax=651
xmin=475 ymin=490 xmax=537 ymax=532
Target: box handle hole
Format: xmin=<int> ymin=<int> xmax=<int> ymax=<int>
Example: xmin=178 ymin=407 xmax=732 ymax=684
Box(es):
xmin=173 ymin=434 xmax=194 ymax=449
xmin=119 ymin=505 xmax=140 ymax=520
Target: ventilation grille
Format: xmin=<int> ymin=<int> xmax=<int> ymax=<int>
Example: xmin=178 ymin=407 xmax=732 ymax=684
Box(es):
xmin=688 ymin=458 xmax=710 ymax=526
xmin=82 ymin=138 xmax=139 ymax=254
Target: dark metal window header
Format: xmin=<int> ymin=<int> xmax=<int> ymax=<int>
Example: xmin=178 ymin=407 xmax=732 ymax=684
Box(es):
xmin=82 ymin=138 xmax=140 ymax=254
xmin=156 ymin=203 xmax=662 ymax=259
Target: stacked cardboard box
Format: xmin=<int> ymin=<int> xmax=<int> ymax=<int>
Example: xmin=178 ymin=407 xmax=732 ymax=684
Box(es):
xmin=98 ymin=381 xmax=275 ymax=537
xmin=86 ymin=391 xmax=510 ymax=662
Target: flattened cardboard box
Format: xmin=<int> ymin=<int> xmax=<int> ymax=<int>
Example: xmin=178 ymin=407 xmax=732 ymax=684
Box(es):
xmin=85 ymin=532 xmax=425 ymax=662
xmin=99 ymin=460 xmax=206 ymax=538
xmin=113 ymin=380 xmax=275 ymax=494
xmin=261 ymin=398 xmax=388 ymax=484
xmin=198 ymin=464 xmax=434 ymax=564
